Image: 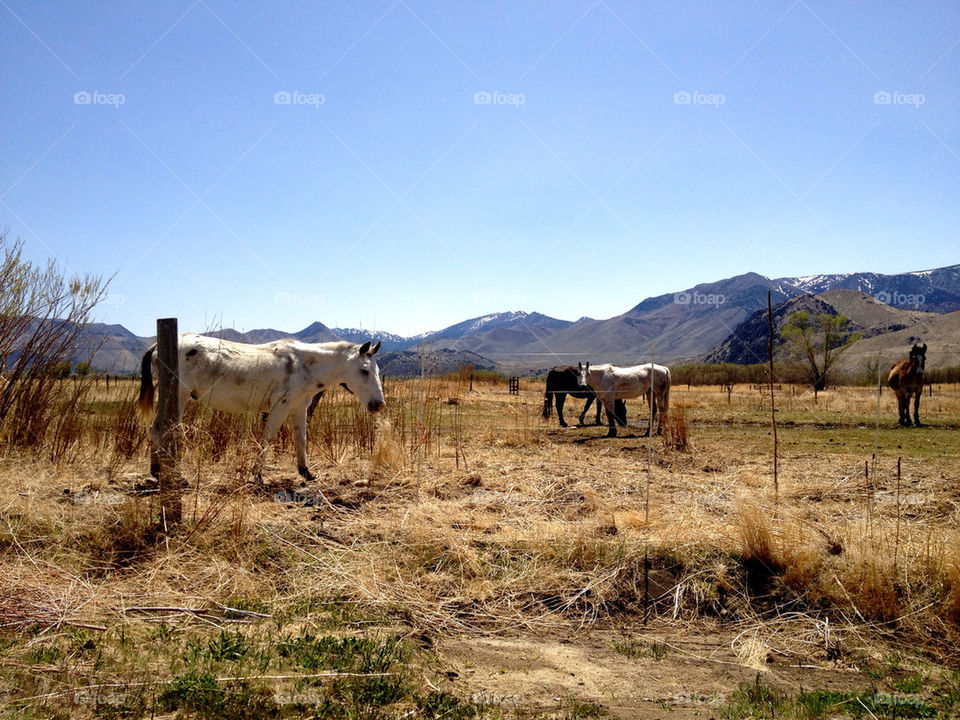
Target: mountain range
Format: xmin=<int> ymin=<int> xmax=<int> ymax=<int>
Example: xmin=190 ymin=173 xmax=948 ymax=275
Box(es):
xmin=77 ymin=264 xmax=960 ymax=375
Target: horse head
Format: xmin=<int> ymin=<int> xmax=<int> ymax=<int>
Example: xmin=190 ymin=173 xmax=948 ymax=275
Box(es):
xmin=910 ymin=343 xmax=927 ymax=376
xmin=577 ymin=361 xmax=590 ymax=388
xmin=343 ymin=340 xmax=385 ymax=413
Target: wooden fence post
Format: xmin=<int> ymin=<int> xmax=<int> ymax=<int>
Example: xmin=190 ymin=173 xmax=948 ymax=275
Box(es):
xmin=152 ymin=317 xmax=181 ymax=526
xmin=767 ymin=291 xmax=778 ymax=499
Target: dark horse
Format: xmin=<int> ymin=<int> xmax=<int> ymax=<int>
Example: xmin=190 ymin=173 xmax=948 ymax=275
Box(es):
xmin=541 ymin=366 xmax=625 ymax=428
xmin=888 ymin=343 xmax=926 ymax=426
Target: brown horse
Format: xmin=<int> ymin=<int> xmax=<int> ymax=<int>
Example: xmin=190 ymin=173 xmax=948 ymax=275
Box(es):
xmin=888 ymin=343 xmax=927 ymax=427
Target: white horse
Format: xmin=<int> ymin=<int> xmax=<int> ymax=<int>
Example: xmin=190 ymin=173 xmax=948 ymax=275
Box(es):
xmin=138 ymin=333 xmax=384 ymax=480
xmin=577 ymin=361 xmax=670 ymax=437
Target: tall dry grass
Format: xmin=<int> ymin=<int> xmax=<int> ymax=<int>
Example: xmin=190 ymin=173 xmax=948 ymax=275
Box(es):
xmin=735 ymin=499 xmax=960 ymax=638
xmin=2 ymin=376 xmax=960 ymax=691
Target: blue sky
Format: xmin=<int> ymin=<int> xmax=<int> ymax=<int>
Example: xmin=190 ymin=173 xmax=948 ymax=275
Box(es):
xmin=2 ymin=1 xmax=958 ymax=337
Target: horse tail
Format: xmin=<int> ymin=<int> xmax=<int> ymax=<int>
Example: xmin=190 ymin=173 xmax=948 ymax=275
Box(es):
xmin=137 ymin=345 xmax=157 ymax=421
xmin=541 ymin=388 xmax=554 ymax=419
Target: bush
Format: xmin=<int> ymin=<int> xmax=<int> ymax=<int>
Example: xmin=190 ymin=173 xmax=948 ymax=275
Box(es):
xmin=0 ymin=231 xmax=108 ymax=452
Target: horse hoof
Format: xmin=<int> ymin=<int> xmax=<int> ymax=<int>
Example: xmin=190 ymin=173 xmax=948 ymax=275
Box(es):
xmin=298 ymin=467 xmax=315 ymax=481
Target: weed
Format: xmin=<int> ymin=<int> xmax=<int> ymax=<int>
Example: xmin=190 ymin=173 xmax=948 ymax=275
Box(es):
xmin=207 ymin=630 xmax=250 ymax=662
xmin=720 ymin=678 xmax=790 ymax=720
xmin=895 ymin=673 xmax=926 ymax=694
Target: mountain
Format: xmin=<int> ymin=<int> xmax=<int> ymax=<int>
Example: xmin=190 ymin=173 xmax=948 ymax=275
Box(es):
xmin=331 ymin=328 xmax=409 ymax=353
xmin=417 ymin=311 xmax=574 ymax=362
xmin=74 ymin=323 xmax=149 ymax=373
xmin=424 ymin=311 xmax=572 ymax=341
xmin=499 ymin=266 xmax=960 ymax=369
xmin=774 ymin=264 xmax=960 ymax=313
xmin=490 ymin=273 xmax=794 ymax=369
xmin=68 ymin=262 xmax=960 ymax=374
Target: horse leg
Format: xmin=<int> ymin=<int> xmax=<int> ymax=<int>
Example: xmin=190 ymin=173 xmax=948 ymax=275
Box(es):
xmin=614 ymin=399 xmax=626 ymax=426
xmin=255 ymin=403 xmax=289 ymax=480
xmin=641 ymin=390 xmax=654 ymax=436
xmin=913 ymin=390 xmax=922 ymax=427
xmin=598 ymin=393 xmax=617 ymax=437
xmin=653 ymin=390 xmax=666 ymax=435
xmin=556 ymin=393 xmax=568 ymax=428
xmin=898 ymin=393 xmax=911 ymax=426
xmin=605 ymin=405 xmax=618 ymax=437
xmin=578 ymin=395 xmax=592 ymax=425
xmin=291 ymin=407 xmax=314 ymax=480
xmin=307 ymin=390 xmax=324 ymax=420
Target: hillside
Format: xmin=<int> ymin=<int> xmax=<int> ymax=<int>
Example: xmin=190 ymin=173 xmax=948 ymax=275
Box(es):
xmin=831 ymin=309 xmax=960 ymax=375
xmin=704 ymin=288 xmax=960 ymax=375
xmin=703 ymin=294 xmax=844 ymax=365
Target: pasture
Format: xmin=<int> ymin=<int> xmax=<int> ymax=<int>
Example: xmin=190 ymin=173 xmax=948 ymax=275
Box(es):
xmin=1 ymin=376 xmax=959 ymax=718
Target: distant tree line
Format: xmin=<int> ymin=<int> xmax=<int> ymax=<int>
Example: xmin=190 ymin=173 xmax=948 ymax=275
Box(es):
xmin=671 ymin=362 xmax=774 ymax=386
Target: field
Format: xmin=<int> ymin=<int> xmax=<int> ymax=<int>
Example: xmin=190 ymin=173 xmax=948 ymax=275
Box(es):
xmin=1 ymin=376 xmax=960 ymax=719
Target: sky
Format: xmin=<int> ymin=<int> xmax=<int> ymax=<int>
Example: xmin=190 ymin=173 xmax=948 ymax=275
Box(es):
xmin=2 ymin=1 xmax=958 ymax=338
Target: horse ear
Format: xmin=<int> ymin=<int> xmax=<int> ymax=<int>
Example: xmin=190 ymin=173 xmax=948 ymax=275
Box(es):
xmin=368 ymin=340 xmax=381 ymax=357
xmin=922 ymin=343 xmax=927 ymax=353
xmin=358 ymin=341 xmax=371 ymax=356
xmin=578 ymin=362 xmax=582 ymax=370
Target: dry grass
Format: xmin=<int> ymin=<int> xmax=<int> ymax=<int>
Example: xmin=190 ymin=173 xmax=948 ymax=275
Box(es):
xmin=2 ymin=378 xmax=960 ymax=716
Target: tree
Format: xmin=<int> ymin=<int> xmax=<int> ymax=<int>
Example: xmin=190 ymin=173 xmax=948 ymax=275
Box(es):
xmin=780 ymin=311 xmax=861 ymax=391
xmin=74 ymin=361 xmax=92 ymax=377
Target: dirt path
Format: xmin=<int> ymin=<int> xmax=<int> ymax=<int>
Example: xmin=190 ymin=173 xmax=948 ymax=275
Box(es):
xmin=439 ymin=625 xmax=861 ymax=718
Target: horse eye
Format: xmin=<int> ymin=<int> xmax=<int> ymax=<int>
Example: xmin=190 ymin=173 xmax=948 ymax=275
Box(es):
xmin=361 ymin=368 xmax=370 ymax=376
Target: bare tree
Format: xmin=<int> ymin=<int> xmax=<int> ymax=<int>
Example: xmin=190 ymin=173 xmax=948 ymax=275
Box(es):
xmin=0 ymin=230 xmax=109 ymax=446
xmin=780 ymin=310 xmax=861 ymax=391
